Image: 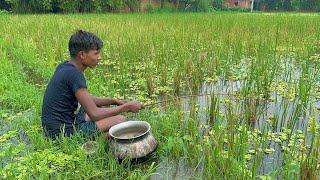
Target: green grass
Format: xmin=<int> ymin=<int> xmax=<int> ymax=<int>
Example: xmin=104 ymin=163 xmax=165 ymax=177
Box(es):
xmin=0 ymin=12 xmax=320 ymax=179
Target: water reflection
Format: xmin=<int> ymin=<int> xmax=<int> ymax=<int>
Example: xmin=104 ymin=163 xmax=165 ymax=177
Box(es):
xmin=152 ymin=78 xmax=319 ymax=177
xmin=151 ymin=157 xmax=202 ymax=180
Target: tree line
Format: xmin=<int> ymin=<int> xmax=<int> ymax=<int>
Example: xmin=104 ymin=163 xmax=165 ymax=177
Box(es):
xmin=0 ymin=0 xmax=319 ymax=13
xmin=0 ymin=0 xmax=141 ymax=13
xmin=255 ymin=0 xmax=320 ymax=11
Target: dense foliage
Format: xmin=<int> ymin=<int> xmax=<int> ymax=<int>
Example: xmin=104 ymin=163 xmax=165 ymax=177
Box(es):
xmin=1 ymin=0 xmax=140 ymax=13
xmin=0 ymin=0 xmax=319 ymax=13
xmin=255 ymin=0 xmax=320 ymax=11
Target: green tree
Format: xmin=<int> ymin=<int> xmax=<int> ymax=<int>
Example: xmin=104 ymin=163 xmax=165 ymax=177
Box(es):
xmin=79 ymin=0 xmax=102 ymax=13
xmin=300 ymin=0 xmax=320 ymax=11
xmin=5 ymin=0 xmax=52 ymax=13
xmin=0 ymin=0 xmax=11 ymax=10
xmin=183 ymin=0 xmax=212 ymax=12
xmin=256 ymin=0 xmax=320 ymax=11
xmin=125 ymin=0 xmax=139 ymax=11
xmin=282 ymin=0 xmax=292 ymax=10
xmin=101 ymin=0 xmax=125 ymax=12
xmin=56 ymin=0 xmax=81 ymax=13
xmin=213 ymin=0 xmax=223 ymax=10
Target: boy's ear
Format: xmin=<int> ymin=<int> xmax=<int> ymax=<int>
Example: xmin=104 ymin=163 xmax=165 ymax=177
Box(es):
xmin=78 ymin=51 xmax=85 ymax=60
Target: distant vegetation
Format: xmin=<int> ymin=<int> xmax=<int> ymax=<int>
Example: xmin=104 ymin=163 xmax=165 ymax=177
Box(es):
xmin=0 ymin=0 xmax=319 ymax=14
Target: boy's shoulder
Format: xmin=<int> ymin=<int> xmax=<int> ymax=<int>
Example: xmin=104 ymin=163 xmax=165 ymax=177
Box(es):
xmin=55 ymin=61 xmax=81 ymax=74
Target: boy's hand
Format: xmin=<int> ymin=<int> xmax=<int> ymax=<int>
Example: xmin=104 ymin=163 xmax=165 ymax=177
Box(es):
xmin=123 ymin=101 xmax=144 ymax=113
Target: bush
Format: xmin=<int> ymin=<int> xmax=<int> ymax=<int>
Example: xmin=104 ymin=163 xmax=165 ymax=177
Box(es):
xmin=184 ymin=0 xmax=213 ymax=12
xmin=56 ymin=0 xmax=80 ymax=13
xmin=0 ymin=9 xmax=10 ymax=14
xmin=221 ymin=6 xmax=251 ymax=12
xmin=5 ymin=0 xmax=52 ymax=13
xmin=126 ymin=0 xmax=140 ymax=12
xmin=0 ymin=0 xmax=11 ymax=11
xmin=147 ymin=5 xmax=177 ymax=13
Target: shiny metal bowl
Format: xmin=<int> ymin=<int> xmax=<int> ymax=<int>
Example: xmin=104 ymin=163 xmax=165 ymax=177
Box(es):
xmin=109 ymin=121 xmax=150 ymax=140
xmin=108 ymin=121 xmax=157 ymax=160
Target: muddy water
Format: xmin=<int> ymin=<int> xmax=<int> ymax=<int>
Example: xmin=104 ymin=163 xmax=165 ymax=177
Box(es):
xmin=151 ymin=158 xmax=202 ymax=180
xmin=0 ymin=110 xmax=34 ymax=138
xmin=0 ymin=110 xmax=34 ymax=167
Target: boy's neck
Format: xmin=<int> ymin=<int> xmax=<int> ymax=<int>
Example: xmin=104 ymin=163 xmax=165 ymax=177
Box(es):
xmin=69 ymin=58 xmax=87 ymax=72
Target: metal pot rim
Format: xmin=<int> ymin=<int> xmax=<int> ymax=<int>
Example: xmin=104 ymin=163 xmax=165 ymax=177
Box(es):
xmin=109 ymin=121 xmax=151 ymax=140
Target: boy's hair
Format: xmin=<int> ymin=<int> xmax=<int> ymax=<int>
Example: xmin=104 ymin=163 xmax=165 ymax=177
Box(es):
xmin=68 ymin=30 xmax=103 ymax=58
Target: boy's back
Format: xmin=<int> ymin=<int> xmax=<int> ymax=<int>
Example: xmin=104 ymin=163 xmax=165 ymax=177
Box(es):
xmin=42 ymin=61 xmax=87 ymax=138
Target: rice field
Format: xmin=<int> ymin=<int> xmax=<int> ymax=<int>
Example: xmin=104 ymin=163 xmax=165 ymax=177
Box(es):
xmin=0 ymin=12 xmax=320 ymax=179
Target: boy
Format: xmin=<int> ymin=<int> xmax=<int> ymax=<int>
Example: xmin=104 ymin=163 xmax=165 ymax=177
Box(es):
xmin=42 ymin=30 xmax=143 ymax=139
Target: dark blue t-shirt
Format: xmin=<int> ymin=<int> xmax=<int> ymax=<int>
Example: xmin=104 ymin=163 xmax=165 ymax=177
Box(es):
xmin=41 ymin=61 xmax=87 ymax=138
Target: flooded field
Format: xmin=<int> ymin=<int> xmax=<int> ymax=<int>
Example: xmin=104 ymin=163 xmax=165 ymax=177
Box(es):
xmin=1 ymin=13 xmax=320 ymax=179
xmin=148 ymin=77 xmax=319 ymax=178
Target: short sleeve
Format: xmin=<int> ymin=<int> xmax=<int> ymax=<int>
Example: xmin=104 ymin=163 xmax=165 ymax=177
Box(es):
xmin=68 ymin=70 xmax=87 ymax=94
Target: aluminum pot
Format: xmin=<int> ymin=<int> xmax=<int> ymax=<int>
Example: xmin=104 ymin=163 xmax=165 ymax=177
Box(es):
xmin=108 ymin=121 xmax=157 ymax=160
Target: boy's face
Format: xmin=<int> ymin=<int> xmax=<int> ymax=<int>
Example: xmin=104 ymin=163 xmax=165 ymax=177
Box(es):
xmin=80 ymin=49 xmax=101 ymax=68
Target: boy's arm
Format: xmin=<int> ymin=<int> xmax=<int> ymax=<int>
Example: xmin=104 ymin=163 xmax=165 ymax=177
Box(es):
xmin=91 ymin=96 xmax=119 ymax=107
xmin=76 ymin=88 xmax=142 ymax=121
